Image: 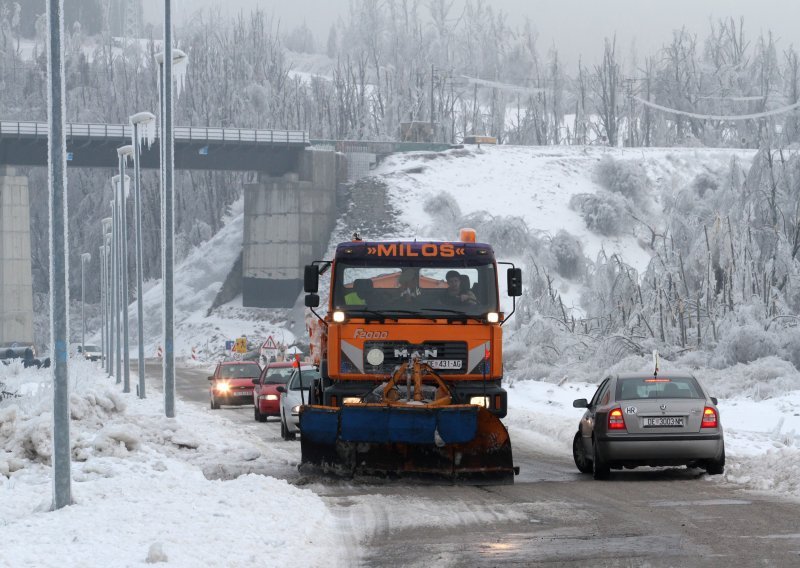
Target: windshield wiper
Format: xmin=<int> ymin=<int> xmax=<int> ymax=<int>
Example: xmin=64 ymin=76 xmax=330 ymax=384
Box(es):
xmin=347 ymin=308 xmax=420 ymax=319
xmin=418 ymin=308 xmax=485 ymax=323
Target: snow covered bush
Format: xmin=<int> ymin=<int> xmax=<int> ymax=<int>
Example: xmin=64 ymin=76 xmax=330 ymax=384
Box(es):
xmin=549 ymin=230 xmax=585 ymax=279
xmin=691 ymin=171 xmax=720 ymax=197
xmin=593 ymin=156 xmax=649 ymax=207
xmin=718 ymin=323 xmax=779 ymax=365
xmin=423 ymin=191 xmax=462 ymax=235
xmin=569 ymin=192 xmax=626 ymax=236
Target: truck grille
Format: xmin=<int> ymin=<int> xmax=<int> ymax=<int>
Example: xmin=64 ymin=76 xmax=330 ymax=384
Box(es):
xmin=363 ymin=341 xmax=468 ymax=374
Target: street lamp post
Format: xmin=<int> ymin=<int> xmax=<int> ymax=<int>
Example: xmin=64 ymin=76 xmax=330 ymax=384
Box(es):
xmin=99 ymin=245 xmax=106 ymax=367
xmin=47 ymin=0 xmax=71 ymax=510
xmin=156 ymin=33 xmax=187 ymax=417
xmin=101 ymin=217 xmax=112 ymax=374
xmin=114 ymin=153 xmax=133 ymax=393
xmin=80 ymin=253 xmax=91 ymax=352
xmin=129 ymin=112 xmax=155 ymax=399
xmin=111 ymin=198 xmax=120 ymax=383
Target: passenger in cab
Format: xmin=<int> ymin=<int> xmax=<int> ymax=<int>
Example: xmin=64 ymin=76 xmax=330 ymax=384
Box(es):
xmin=442 ymin=270 xmax=477 ymax=305
xmin=397 ymin=268 xmax=422 ymax=303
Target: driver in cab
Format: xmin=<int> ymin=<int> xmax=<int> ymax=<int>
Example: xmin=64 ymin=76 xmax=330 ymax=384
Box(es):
xmin=442 ymin=270 xmax=477 ymax=305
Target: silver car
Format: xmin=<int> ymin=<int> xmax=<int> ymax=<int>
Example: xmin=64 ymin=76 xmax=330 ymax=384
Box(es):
xmin=572 ymin=372 xmax=725 ymax=479
xmin=277 ymin=367 xmax=319 ymax=440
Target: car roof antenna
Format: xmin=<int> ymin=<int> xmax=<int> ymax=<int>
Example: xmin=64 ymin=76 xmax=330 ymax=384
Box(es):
xmin=652 ymin=350 xmax=659 ymax=379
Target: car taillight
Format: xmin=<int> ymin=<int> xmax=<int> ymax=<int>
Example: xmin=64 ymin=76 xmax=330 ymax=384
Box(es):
xmin=701 ymin=407 xmax=718 ymax=428
xmin=608 ymin=408 xmax=626 ymax=430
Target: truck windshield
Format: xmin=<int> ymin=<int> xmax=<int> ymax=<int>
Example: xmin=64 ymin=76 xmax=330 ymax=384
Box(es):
xmin=333 ymin=261 xmax=499 ymax=317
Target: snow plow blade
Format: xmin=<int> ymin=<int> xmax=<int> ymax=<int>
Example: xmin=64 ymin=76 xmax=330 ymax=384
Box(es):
xmin=299 ymin=404 xmax=516 ymax=483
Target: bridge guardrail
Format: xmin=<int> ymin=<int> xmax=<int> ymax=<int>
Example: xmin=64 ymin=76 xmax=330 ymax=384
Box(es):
xmin=0 ymin=121 xmax=309 ymax=145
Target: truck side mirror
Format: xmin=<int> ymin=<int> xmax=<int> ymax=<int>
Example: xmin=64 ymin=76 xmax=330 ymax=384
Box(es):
xmin=305 ymin=293 xmax=320 ymax=308
xmin=507 ymin=267 xmax=522 ymax=297
xmin=304 ymin=265 xmax=319 ymax=293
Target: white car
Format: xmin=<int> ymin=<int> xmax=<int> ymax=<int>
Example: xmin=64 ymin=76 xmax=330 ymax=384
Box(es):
xmin=80 ymin=345 xmax=102 ymax=362
xmin=278 ymin=367 xmax=319 ymax=440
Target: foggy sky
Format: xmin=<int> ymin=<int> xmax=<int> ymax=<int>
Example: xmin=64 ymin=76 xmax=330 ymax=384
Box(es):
xmin=144 ymin=0 xmax=800 ymax=68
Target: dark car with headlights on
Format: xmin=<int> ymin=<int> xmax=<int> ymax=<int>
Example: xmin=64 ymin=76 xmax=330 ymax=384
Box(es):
xmin=252 ymin=361 xmax=297 ymax=422
xmin=572 ymin=372 xmax=725 ymax=480
xmin=208 ymin=361 xmax=261 ymax=409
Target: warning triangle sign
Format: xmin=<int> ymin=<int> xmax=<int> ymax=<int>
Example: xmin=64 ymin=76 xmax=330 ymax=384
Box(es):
xmin=262 ymin=336 xmax=278 ymax=350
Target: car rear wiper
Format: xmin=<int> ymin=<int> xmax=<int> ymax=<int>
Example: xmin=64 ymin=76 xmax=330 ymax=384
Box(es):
xmin=418 ymin=308 xmax=485 ymax=323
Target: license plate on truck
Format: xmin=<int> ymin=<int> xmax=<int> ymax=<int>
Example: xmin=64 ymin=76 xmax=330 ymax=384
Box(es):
xmin=428 ymin=360 xmax=462 ymax=370
xmin=643 ymin=417 xmax=684 ymax=427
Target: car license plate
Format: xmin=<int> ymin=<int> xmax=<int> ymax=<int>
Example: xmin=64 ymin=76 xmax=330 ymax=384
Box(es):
xmin=643 ymin=416 xmax=684 ymax=427
xmin=234 ymin=390 xmax=252 ymax=397
xmin=428 ymin=360 xmax=462 ymax=370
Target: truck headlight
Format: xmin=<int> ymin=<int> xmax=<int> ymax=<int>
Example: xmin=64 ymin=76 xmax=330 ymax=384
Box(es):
xmin=332 ymin=311 xmax=346 ymax=322
xmin=486 ymin=312 xmax=499 ymax=323
xmin=470 ymin=396 xmax=490 ymax=407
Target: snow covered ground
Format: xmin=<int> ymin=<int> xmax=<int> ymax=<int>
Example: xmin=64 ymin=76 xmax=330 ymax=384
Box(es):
xmin=4 ymin=144 xmax=800 ymax=566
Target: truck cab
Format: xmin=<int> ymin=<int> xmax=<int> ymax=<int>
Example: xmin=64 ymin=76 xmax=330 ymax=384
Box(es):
xmin=304 ymin=230 xmax=522 ymax=417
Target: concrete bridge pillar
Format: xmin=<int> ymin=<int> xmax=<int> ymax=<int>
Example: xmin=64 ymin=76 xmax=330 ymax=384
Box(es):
xmin=0 ymin=166 xmax=34 ymax=345
xmin=242 ymin=150 xmax=338 ymax=308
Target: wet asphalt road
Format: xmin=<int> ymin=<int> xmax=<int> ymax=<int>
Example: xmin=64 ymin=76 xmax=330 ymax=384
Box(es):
xmin=142 ymin=360 xmax=800 ymax=567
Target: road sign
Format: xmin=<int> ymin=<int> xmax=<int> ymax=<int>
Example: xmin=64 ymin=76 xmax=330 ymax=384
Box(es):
xmin=262 ymin=336 xmax=278 ymax=350
xmin=233 ymin=337 xmax=248 ymax=354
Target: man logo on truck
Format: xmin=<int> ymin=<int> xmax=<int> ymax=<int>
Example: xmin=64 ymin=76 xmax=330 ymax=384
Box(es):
xmin=394 ymin=348 xmax=438 ymax=359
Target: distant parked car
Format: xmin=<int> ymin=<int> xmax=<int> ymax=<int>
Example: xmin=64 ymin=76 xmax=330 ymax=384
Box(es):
xmin=208 ymin=361 xmax=261 ymax=409
xmin=79 ymin=345 xmax=102 ymax=362
xmin=0 ymin=342 xmax=45 ymax=368
xmin=277 ymin=368 xmax=320 ymax=440
xmin=252 ymin=361 xmax=295 ymax=422
xmin=572 ymin=372 xmax=725 ymax=479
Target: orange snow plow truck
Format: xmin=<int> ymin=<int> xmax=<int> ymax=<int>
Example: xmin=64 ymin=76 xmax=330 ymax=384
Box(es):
xmin=300 ymin=229 xmax=522 ymax=482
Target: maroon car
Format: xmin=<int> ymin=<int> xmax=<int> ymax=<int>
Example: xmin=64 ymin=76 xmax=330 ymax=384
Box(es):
xmin=208 ymin=361 xmax=261 ymax=409
xmin=252 ymin=361 xmax=297 ymax=422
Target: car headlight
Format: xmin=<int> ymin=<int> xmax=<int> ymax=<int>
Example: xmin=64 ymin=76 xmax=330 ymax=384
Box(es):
xmin=262 ymin=394 xmax=278 ymax=401
xmin=291 ymin=405 xmax=301 ymax=414
xmin=216 ymin=383 xmax=231 ymax=393
xmin=343 ymin=397 xmax=361 ymax=404
xmin=470 ymin=396 xmax=490 ymax=407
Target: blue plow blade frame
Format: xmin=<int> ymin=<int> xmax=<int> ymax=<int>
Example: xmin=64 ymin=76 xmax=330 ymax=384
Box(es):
xmin=301 ymin=405 xmax=479 ymax=445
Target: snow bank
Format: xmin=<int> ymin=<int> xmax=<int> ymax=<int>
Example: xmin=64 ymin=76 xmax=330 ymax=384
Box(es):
xmin=0 ymin=361 xmax=343 ymax=568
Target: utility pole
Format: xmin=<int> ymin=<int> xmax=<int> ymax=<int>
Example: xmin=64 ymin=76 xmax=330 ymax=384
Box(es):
xmin=99 ymin=245 xmax=106 ymax=367
xmin=116 ymin=147 xmax=133 ymax=394
xmin=624 ymin=77 xmax=635 ymax=147
xmin=112 ymin=197 xmax=120 ymax=384
xmin=80 ymin=253 xmax=91 ymax=350
xmin=130 ymin=112 xmax=155 ymax=399
xmin=163 ymin=0 xmax=176 ymax=417
xmin=430 ymin=64 xmax=435 ymax=142
xmin=47 ymin=0 xmax=71 ymax=511
xmin=101 ymin=217 xmax=112 ymax=375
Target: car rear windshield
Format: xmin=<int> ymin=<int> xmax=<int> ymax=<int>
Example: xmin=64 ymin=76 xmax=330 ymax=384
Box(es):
xmin=263 ymin=367 xmax=295 ymax=384
xmin=616 ymin=377 xmax=704 ymax=400
xmin=219 ymin=364 xmax=261 ymax=378
xmin=289 ymin=371 xmax=320 ymax=390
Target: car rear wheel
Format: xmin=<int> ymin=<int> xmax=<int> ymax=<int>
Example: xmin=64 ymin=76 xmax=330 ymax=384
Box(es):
xmin=281 ymin=417 xmax=296 ymax=441
xmin=592 ymin=438 xmax=610 ymax=480
xmin=705 ymin=447 xmax=725 ymax=475
xmin=573 ymin=432 xmax=593 ymax=474
xmin=254 ymin=404 xmax=266 ymax=422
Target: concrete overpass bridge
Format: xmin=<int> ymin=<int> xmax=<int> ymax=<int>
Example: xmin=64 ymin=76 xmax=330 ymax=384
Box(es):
xmin=0 ymin=121 xmax=345 ymax=346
